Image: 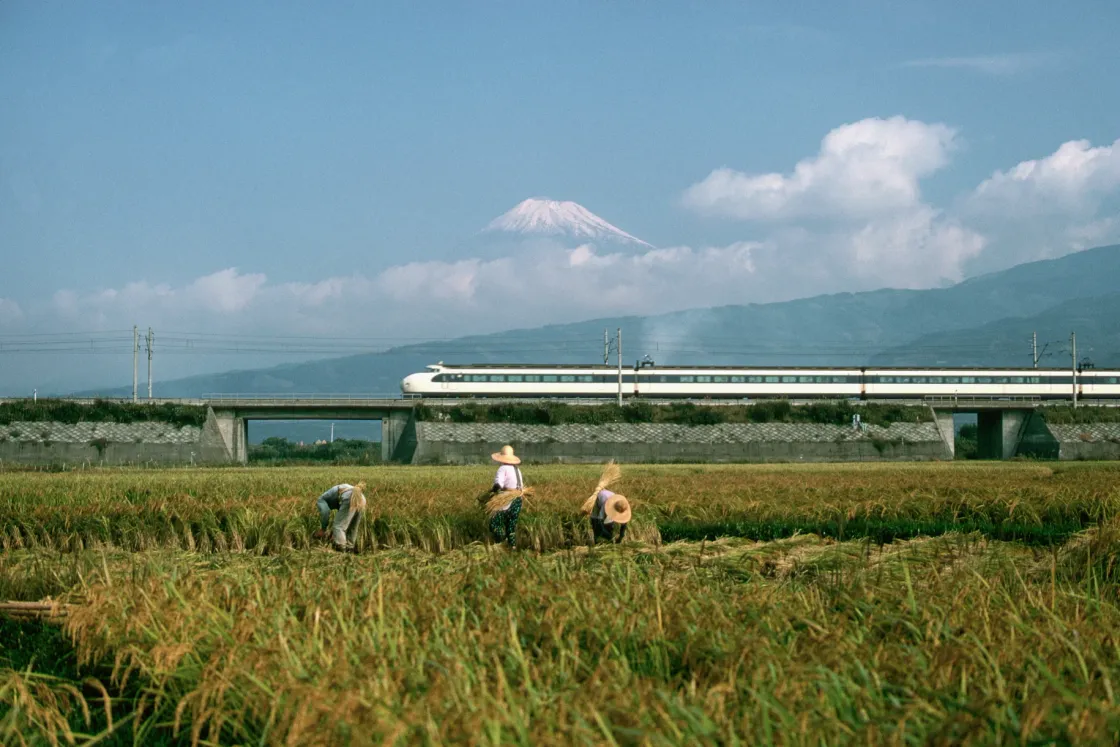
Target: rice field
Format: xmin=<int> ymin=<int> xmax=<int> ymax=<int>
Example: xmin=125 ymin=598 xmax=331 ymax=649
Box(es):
xmin=3 ymin=462 xmax=1120 ymax=744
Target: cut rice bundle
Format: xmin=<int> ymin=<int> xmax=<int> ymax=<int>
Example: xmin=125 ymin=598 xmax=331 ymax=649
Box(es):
xmin=580 ymin=461 xmax=621 ymax=514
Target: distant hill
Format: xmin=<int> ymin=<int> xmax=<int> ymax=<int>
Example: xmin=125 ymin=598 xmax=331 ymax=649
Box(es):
xmin=872 ymin=291 xmax=1120 ymax=368
xmin=75 ymin=244 xmax=1120 ymax=398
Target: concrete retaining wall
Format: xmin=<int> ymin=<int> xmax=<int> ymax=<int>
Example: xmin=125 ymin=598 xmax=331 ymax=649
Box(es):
xmin=411 ymin=421 xmax=952 ymax=464
xmin=1047 ymin=423 xmax=1120 ymax=461
xmin=0 ymin=417 xmax=232 ymax=466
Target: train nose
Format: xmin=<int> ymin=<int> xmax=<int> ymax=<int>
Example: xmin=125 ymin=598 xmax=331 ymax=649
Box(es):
xmin=401 ymin=374 xmax=420 ymax=393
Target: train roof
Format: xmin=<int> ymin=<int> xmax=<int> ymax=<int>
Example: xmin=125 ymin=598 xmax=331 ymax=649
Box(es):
xmin=430 ymin=362 xmax=1117 ymax=373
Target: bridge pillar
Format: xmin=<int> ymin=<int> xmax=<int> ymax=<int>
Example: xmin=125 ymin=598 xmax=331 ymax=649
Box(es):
xmin=976 ymin=410 xmax=1029 ymax=460
xmin=999 ymin=410 xmax=1029 ymax=460
xmin=209 ymin=409 xmax=249 ymax=465
xmin=931 ymin=408 xmax=955 ymax=459
xmin=382 ymin=408 xmax=418 ymax=464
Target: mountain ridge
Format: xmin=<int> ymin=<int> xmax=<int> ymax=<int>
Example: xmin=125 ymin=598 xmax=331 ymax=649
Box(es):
xmin=72 ymin=244 xmax=1120 ymax=398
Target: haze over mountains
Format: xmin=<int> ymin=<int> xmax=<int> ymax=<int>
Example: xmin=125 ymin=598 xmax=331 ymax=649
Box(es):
xmin=77 ymin=241 xmax=1120 ymax=399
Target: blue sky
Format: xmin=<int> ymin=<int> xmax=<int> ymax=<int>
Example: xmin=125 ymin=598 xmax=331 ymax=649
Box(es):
xmin=2 ymin=1 xmax=1120 ymax=392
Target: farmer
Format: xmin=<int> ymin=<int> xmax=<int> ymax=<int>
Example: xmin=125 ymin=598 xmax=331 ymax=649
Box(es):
xmin=312 ymin=481 xmax=367 ymax=552
xmin=488 ymin=445 xmax=524 ymax=549
xmin=584 ymin=488 xmax=631 ymax=543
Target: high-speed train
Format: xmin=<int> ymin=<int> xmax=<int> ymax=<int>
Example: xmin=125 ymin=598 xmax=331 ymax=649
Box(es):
xmin=400 ymin=363 xmax=1120 ymax=400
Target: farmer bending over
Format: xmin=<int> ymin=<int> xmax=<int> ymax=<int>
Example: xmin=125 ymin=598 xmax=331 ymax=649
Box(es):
xmin=584 ymin=489 xmax=631 ymax=544
xmin=489 ymin=445 xmax=524 ymax=549
xmin=313 ymin=481 xmax=366 ymax=552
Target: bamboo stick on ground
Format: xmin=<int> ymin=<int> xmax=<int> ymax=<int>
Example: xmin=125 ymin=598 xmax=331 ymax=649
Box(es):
xmin=0 ymin=600 xmax=73 ymax=621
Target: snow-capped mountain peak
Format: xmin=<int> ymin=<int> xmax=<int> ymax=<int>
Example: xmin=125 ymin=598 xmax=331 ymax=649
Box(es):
xmin=484 ymin=198 xmax=652 ymax=247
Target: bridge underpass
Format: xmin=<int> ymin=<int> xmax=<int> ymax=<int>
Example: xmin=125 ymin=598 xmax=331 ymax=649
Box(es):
xmin=926 ymin=398 xmax=1060 ymax=460
xmin=205 ymin=398 xmax=419 ymax=465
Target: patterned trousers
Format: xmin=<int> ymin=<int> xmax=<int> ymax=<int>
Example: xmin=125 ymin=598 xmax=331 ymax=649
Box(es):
xmin=489 ymin=497 xmax=523 ymax=548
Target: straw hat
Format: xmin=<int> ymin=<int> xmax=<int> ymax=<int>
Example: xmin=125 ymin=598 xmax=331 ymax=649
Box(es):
xmin=604 ymin=494 xmax=631 ymax=524
xmin=491 ymin=445 xmax=521 ymax=465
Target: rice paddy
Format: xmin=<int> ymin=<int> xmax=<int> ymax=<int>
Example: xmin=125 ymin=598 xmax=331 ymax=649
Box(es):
xmin=3 ymin=462 xmax=1120 ymax=744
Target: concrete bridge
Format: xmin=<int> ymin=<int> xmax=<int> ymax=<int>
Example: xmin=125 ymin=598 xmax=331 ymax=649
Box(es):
xmin=198 ymin=394 xmax=1096 ymax=463
xmin=7 ymin=394 xmax=1112 ymax=464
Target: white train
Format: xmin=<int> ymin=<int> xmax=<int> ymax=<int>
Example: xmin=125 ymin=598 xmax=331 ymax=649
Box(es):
xmin=401 ymin=363 xmax=1120 ymax=400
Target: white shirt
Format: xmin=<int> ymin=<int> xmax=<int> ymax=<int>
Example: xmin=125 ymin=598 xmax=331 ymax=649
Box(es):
xmin=317 ymin=484 xmax=354 ymax=508
xmin=591 ymin=489 xmax=616 ymax=523
xmin=493 ymin=465 xmax=523 ymax=511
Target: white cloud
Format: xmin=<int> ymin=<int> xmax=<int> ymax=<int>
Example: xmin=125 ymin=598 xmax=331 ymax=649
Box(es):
xmin=0 ymin=298 xmax=23 ymax=326
xmin=681 ymin=116 xmax=984 ymax=286
xmin=961 ymin=137 xmax=1120 ymax=271
xmin=969 ymin=138 xmax=1120 ymax=214
xmin=682 ymin=116 xmax=957 ymax=221
xmin=902 ymin=53 xmax=1058 ymax=76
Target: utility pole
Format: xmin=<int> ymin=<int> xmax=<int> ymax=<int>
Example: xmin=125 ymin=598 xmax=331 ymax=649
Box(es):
xmin=617 ymin=327 xmax=623 ymax=407
xmin=604 ymin=328 xmax=609 ymax=365
xmin=330 ymin=423 xmax=335 ymax=443
xmin=132 ymin=326 xmax=139 ymax=402
xmin=1071 ymin=331 xmax=1077 ymax=408
xmin=1032 ymin=331 xmax=1038 ymax=369
xmin=146 ymin=327 xmax=153 ymax=400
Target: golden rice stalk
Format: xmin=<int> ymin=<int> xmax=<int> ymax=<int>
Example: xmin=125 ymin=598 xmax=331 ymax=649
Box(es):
xmin=485 ymin=487 xmax=536 ymax=516
xmin=581 ymin=460 xmax=621 ymax=514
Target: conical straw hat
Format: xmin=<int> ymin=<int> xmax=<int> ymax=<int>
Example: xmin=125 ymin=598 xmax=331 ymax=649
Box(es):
xmin=491 ymin=445 xmax=521 ymax=465
xmin=604 ymin=494 xmax=631 ymax=524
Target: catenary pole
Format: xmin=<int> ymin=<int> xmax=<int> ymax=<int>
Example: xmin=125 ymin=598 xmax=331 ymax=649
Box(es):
xmin=133 ymin=325 xmax=139 ymax=402
xmin=1071 ymin=331 xmax=1077 ymax=408
xmin=617 ymin=328 xmax=623 ymax=407
xmin=146 ymin=327 xmax=153 ymax=400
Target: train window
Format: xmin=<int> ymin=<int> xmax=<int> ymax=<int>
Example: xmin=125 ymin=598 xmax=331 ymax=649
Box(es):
xmin=579 ymin=376 xmax=593 ymax=382
xmin=896 ymin=377 xmax=910 ymax=384
xmin=993 ymin=377 xmax=1008 ymax=384
xmin=523 ymin=375 xmax=539 ymax=382
xmin=1030 ymin=377 xmax=1042 ymax=384
xmin=926 ymin=377 xmax=941 ymax=383
xmin=1110 ymin=378 xmax=1119 ymax=384
xmin=712 ymin=376 xmax=728 ymax=383
xmin=696 ymin=376 xmax=712 ymax=383
xmin=832 ymin=376 xmax=847 ymax=383
xmin=976 ymin=377 xmax=991 ymax=384
xmin=911 ymin=377 xmax=926 ymax=384
xmin=960 ymin=377 xmax=975 ymax=384
xmin=1009 ymin=377 xmax=1024 ymax=384
xmin=730 ymin=376 xmax=744 ymax=383
xmin=944 ymin=377 xmax=961 ymax=384
xmin=657 ymin=376 xmax=670 ymax=383
xmin=798 ymin=376 xmax=813 ymax=383
xmin=469 ymin=375 xmax=487 ymax=382
xmin=506 ymin=375 xmax=523 ymax=382
xmin=748 ymin=376 xmax=763 ymax=383
xmin=542 ymin=375 xmax=557 ymax=382
xmin=679 ymin=376 xmax=695 ymax=383
xmin=560 ymin=375 xmax=575 ymax=382
xmin=765 ymin=376 xmax=779 ymax=383
xmin=781 ymin=376 xmax=797 ymax=383
xmin=880 ymin=377 xmax=895 ymax=383
xmin=488 ymin=375 xmax=505 ymax=382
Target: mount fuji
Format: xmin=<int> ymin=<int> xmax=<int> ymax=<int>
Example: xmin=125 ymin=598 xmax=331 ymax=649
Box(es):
xmin=455 ymin=198 xmax=654 ymax=260
xmin=484 ymin=198 xmax=653 ymax=247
